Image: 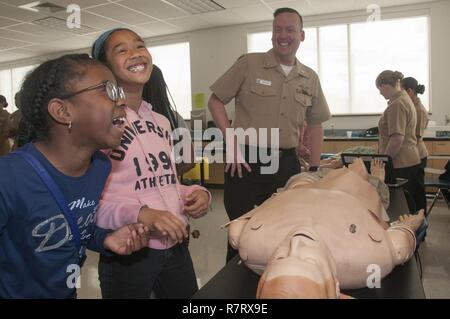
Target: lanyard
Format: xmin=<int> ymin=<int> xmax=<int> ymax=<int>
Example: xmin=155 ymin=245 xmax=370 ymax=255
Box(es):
xmin=14 ymin=150 xmax=85 ymax=261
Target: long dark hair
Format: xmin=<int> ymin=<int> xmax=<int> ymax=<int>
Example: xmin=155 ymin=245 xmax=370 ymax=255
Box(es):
xmin=142 ymin=64 xmax=178 ymax=130
xmin=17 ymin=54 xmax=102 ymax=147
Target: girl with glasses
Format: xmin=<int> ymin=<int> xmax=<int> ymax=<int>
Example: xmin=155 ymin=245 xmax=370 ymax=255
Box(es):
xmin=0 ymin=54 xmax=151 ymax=298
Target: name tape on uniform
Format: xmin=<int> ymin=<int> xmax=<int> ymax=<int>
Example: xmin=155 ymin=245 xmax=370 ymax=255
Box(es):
xmin=256 ymin=78 xmax=272 ymax=86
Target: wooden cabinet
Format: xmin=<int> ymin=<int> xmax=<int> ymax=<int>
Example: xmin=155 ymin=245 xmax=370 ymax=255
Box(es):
xmin=423 ymin=140 xmax=449 ymax=193
xmin=197 ymin=138 xmax=449 ymax=186
xmin=433 ymin=141 xmax=450 ymax=155
xmin=322 ymin=139 xmax=378 ymax=154
xmin=203 ymin=141 xmax=226 ymax=186
xmin=207 ymin=163 xmax=225 ymax=185
xmin=322 ymin=141 xmax=337 ymax=154
xmin=365 ymin=141 xmax=379 ymax=152
xmin=424 ymin=141 xmax=433 ymax=155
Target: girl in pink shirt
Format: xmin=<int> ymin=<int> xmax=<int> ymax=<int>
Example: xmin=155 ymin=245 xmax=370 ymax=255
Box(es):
xmin=92 ymin=28 xmax=210 ymax=299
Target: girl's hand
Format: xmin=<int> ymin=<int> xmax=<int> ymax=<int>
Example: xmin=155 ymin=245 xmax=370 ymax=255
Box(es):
xmin=184 ymin=190 xmax=209 ymax=219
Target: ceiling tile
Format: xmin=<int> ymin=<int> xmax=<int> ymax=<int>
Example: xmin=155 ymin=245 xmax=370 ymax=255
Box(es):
xmin=165 ymin=16 xmax=213 ymax=30
xmin=133 ymin=21 xmax=181 ymax=38
xmin=215 ymin=0 xmax=262 ymax=8
xmin=0 ymin=0 xmax=110 ymax=9
xmin=0 ymin=47 xmax=35 ymax=63
xmin=118 ymin=0 xmax=188 ymax=20
xmin=232 ymin=4 xmax=274 ymax=23
xmin=6 ymin=22 xmax=72 ymax=39
xmin=263 ymin=0 xmax=317 ymax=16
xmin=0 ymin=3 xmax=53 ymax=22
xmin=200 ymin=10 xmax=248 ymax=26
xmin=0 ymin=15 xmax=21 ymax=27
xmin=0 ymin=28 xmax=41 ymax=43
xmin=0 ymin=0 xmax=39 ymax=5
xmin=86 ymin=3 xmax=155 ymax=24
xmin=52 ymin=10 xmax=124 ymax=30
xmin=0 ymin=36 xmax=33 ymax=51
xmin=49 ymin=0 xmax=112 ymax=9
xmin=45 ymin=35 xmax=95 ymax=51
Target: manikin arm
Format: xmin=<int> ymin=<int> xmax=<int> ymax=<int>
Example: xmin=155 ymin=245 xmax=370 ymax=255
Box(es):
xmin=387 ymin=210 xmax=424 ymax=265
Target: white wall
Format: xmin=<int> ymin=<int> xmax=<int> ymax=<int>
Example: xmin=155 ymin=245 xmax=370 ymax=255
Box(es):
xmin=190 ymin=24 xmax=248 ymax=125
xmin=1 ymin=1 xmax=449 ymax=130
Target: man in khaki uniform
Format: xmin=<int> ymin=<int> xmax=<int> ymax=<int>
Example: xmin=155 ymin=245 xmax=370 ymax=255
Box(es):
xmin=376 ymin=70 xmax=423 ymax=212
xmin=208 ymin=7 xmax=330 ymax=261
xmin=0 ymin=95 xmax=11 ymax=156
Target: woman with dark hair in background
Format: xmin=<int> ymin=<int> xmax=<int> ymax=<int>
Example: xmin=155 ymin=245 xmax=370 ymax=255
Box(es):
xmin=402 ymin=76 xmax=429 ymax=212
xmin=142 ymin=64 xmax=195 ymax=175
xmin=376 ymin=70 xmax=424 ymax=213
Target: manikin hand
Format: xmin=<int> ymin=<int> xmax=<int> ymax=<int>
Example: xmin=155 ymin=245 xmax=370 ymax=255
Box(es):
xmin=103 ymin=223 xmax=150 ymax=255
xmin=184 ymin=190 xmax=209 ymax=218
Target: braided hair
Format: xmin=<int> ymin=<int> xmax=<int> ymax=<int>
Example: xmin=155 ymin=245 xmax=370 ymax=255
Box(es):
xmin=17 ymin=54 xmax=102 ymax=147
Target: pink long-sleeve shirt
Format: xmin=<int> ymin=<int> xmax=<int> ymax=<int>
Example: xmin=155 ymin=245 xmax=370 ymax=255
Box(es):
xmin=96 ymin=101 xmax=210 ymax=249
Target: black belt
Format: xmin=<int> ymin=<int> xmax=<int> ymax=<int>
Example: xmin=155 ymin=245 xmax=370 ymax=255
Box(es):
xmin=243 ymin=145 xmax=296 ymax=158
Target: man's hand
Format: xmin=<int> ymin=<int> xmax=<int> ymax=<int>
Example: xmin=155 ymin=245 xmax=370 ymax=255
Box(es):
xmin=103 ymin=223 xmax=150 ymax=255
xmin=225 ymin=134 xmax=251 ymax=178
xmin=138 ymin=206 xmax=188 ymax=243
xmin=184 ymin=190 xmax=209 ymax=218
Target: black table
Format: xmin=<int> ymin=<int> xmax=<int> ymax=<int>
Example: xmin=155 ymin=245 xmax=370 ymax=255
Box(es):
xmin=193 ymin=188 xmax=425 ymax=299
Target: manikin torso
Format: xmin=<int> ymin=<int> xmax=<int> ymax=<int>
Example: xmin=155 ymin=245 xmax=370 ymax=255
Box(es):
xmin=228 ymin=165 xmax=415 ymax=294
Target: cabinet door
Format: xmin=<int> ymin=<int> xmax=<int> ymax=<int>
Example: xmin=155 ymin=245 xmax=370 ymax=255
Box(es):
xmin=433 ymin=141 xmax=450 ymax=155
xmin=424 ymin=141 xmax=432 ymax=155
xmin=334 ymin=141 xmax=362 ymax=153
xmin=322 ymin=141 xmax=337 ymax=154
xmin=365 ymin=141 xmax=379 ymax=152
xmin=207 ymin=163 xmax=225 ymax=185
xmin=432 ymin=158 xmax=449 ymax=171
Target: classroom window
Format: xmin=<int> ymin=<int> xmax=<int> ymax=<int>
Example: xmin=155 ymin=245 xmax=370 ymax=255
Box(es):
xmin=147 ymin=42 xmax=192 ymax=119
xmin=0 ymin=65 xmax=36 ymax=113
xmin=247 ymin=16 xmax=429 ymax=115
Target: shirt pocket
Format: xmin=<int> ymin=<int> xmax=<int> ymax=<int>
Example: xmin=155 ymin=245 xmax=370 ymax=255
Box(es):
xmin=295 ymin=92 xmax=312 ymax=108
xmin=248 ymin=84 xmax=277 ymax=115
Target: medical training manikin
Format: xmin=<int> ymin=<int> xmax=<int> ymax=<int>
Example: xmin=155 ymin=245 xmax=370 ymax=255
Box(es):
xmin=226 ymin=159 xmax=424 ymax=298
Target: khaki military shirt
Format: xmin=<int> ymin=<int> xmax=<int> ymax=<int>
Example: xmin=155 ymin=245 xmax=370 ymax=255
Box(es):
xmin=412 ymin=96 xmax=429 ymax=159
xmin=0 ymin=109 xmax=11 ymax=156
xmin=378 ymin=90 xmax=420 ymax=168
xmin=210 ymin=49 xmax=330 ymax=148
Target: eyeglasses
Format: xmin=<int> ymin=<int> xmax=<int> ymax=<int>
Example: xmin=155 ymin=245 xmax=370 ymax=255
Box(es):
xmin=60 ymin=80 xmax=126 ymax=102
